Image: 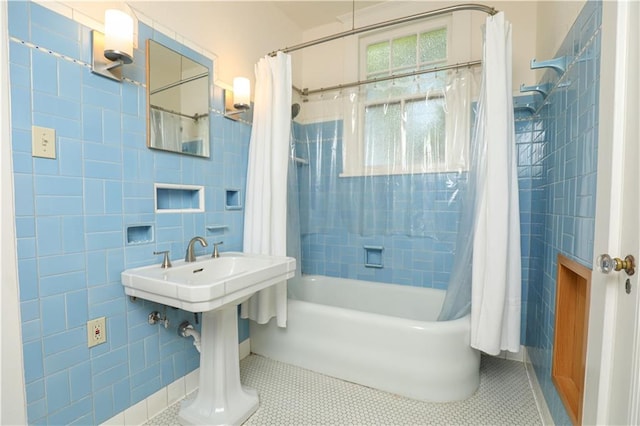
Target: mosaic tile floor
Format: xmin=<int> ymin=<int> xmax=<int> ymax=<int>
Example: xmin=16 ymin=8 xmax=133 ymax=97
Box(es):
xmin=146 ymin=354 xmax=542 ymax=425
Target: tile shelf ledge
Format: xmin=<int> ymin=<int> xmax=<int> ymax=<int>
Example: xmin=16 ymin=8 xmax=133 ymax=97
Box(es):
xmin=206 ymin=225 xmax=229 ymax=231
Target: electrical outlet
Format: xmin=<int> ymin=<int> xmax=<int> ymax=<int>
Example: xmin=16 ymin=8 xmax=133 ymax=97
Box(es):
xmin=87 ymin=317 xmax=107 ymax=348
xmin=32 ymin=125 xmax=56 ymax=159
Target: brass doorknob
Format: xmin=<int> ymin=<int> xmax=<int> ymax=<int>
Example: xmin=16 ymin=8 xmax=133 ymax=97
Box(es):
xmin=597 ymin=254 xmax=635 ymax=276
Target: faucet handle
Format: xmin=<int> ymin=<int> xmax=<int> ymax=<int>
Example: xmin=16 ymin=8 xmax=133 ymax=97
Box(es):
xmin=212 ymin=241 xmax=224 ymax=258
xmin=153 ymin=251 xmax=172 ymax=269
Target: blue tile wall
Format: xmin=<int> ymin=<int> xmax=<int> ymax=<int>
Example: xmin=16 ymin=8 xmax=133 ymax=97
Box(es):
xmin=294 ymin=120 xmax=462 ymax=289
xmin=9 ymin=2 xmax=251 ymax=424
xmin=513 ymin=101 xmax=547 ymax=340
xmin=524 ymin=2 xmax=602 ymax=425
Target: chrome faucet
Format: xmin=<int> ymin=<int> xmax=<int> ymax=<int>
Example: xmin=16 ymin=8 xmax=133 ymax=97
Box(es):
xmin=185 ymin=236 xmax=208 ymax=262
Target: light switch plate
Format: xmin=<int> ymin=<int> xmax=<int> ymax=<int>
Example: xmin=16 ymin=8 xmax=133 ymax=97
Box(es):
xmin=32 ymin=125 xmax=56 ymax=159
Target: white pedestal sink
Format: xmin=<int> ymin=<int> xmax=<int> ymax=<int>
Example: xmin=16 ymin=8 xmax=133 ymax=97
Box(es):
xmin=121 ymin=252 xmax=296 ymax=425
xmin=178 ymin=307 xmax=258 ymax=425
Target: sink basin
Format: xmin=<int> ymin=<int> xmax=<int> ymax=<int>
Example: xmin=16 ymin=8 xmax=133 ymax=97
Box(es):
xmin=121 ymin=251 xmax=296 ymax=425
xmin=121 ymin=252 xmax=296 ymax=312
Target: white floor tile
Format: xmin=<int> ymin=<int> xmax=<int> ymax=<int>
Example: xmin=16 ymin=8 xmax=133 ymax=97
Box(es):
xmin=145 ymin=354 xmax=542 ymax=425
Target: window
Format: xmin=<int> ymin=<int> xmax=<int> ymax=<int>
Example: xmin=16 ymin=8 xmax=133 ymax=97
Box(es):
xmin=363 ymin=96 xmax=446 ymax=171
xmin=342 ymin=19 xmax=457 ymax=176
xmin=365 ymin=28 xmax=447 ymax=79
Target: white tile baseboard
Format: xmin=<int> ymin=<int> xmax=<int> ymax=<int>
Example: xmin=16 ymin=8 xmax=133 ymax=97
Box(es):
xmin=524 ymin=347 xmax=554 ymax=426
xmin=239 ymin=338 xmax=251 ymax=360
xmin=101 ymin=340 xmax=251 ymax=426
xmin=494 ymin=345 xmax=526 ymax=362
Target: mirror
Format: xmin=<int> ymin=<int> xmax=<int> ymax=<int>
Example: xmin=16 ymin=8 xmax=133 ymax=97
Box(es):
xmin=146 ymin=40 xmax=210 ymax=157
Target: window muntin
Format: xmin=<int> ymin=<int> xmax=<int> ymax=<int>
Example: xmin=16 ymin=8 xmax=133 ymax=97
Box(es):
xmin=365 ymin=28 xmax=447 ymax=79
xmin=343 ymin=21 xmax=455 ymax=177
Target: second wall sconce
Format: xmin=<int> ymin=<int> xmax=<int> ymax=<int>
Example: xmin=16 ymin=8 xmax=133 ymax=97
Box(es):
xmin=224 ymin=77 xmax=251 ymax=120
xmin=91 ymin=9 xmax=134 ymax=82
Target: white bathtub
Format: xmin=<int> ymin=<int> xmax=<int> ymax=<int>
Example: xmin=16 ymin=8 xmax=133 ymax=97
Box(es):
xmin=249 ymin=275 xmax=480 ymax=401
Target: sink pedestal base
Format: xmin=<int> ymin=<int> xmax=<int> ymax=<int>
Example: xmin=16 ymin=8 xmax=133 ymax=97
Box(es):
xmin=178 ymin=306 xmax=258 ymax=426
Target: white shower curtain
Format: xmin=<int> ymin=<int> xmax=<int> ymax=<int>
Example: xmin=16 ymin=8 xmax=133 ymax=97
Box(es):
xmin=470 ymin=12 xmax=521 ymax=355
xmin=240 ymin=52 xmax=292 ymax=327
xmin=149 ymin=108 xmax=183 ymax=151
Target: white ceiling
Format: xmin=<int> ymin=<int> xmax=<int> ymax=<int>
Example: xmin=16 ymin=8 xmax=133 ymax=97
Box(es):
xmin=270 ymin=1 xmax=383 ymax=31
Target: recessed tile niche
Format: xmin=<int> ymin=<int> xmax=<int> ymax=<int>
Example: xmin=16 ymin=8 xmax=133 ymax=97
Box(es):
xmin=552 ymin=254 xmax=591 ymax=425
xmin=126 ymin=225 xmax=153 ymax=245
xmin=364 ymin=246 xmax=384 ymax=268
xmin=225 ymin=189 xmax=242 ymax=210
xmin=154 ymin=183 xmax=204 ymax=213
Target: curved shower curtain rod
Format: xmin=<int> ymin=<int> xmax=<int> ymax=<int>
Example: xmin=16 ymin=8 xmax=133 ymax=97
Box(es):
xmin=267 ymin=3 xmax=498 ymax=57
xmin=296 ymin=59 xmax=481 ymax=96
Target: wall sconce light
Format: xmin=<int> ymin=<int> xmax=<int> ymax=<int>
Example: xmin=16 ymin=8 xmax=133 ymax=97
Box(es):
xmin=91 ymin=9 xmax=134 ymax=82
xmin=232 ymin=77 xmax=251 ymax=110
xmin=224 ymin=77 xmax=251 ymax=120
